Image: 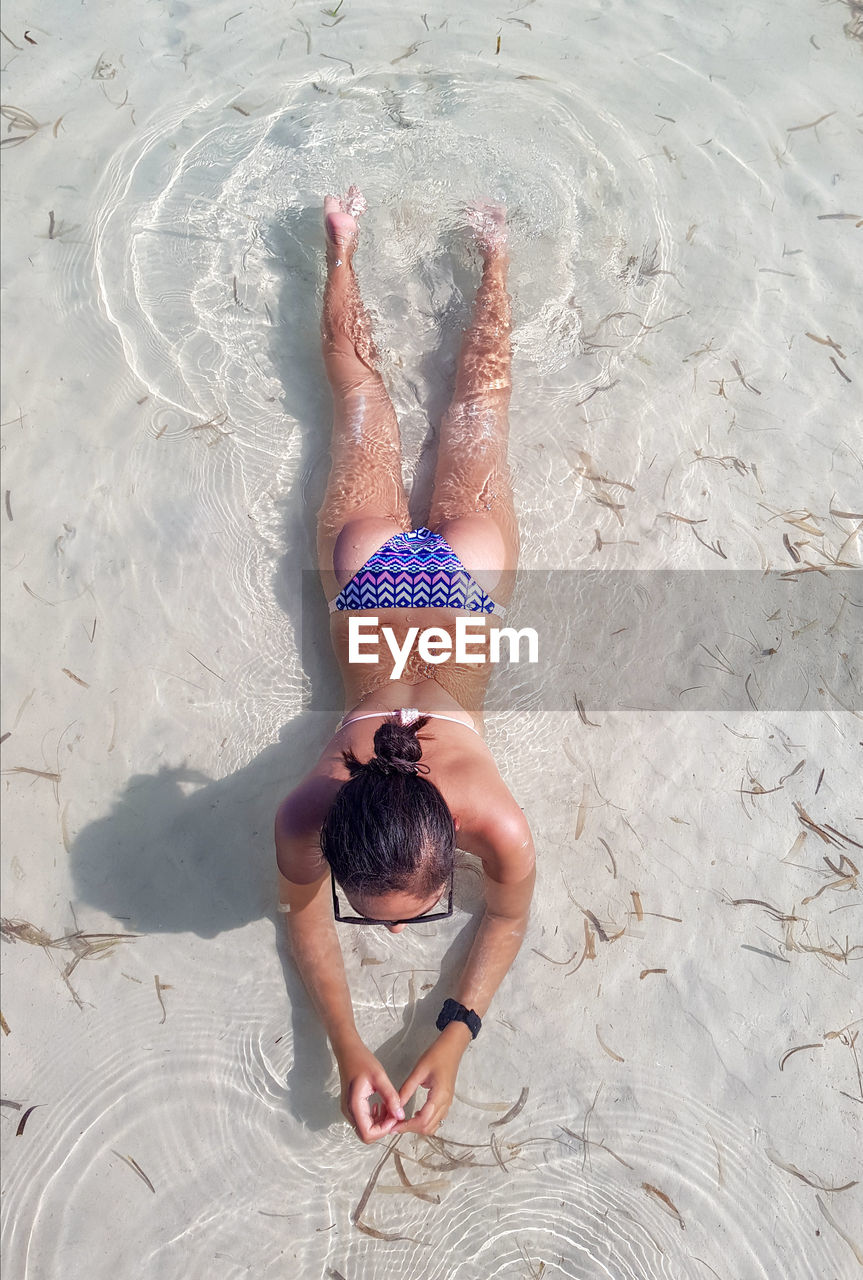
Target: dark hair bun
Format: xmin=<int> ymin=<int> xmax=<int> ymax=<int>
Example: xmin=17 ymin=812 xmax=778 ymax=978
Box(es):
xmin=344 ymin=714 xmax=430 ymax=778
xmin=373 ymin=715 xmax=430 ymax=775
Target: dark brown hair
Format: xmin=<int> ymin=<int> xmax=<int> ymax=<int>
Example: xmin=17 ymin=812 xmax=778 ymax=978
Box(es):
xmin=319 ymin=715 xmax=456 ymax=899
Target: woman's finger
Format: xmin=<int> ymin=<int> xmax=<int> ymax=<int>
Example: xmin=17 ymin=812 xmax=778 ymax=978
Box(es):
xmin=349 ymin=1081 xmax=376 ymax=1141
xmin=392 ymin=1095 xmax=436 ymax=1135
xmin=398 ymin=1066 xmax=428 ymax=1108
xmin=393 ymin=1113 xmax=440 ymax=1136
xmin=373 ymin=1076 xmax=406 ymax=1122
xmin=347 ymin=1080 xmax=402 ymax=1142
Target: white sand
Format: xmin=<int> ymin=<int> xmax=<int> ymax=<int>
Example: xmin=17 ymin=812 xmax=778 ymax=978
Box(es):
xmin=2 ymin=0 xmax=862 ymax=1276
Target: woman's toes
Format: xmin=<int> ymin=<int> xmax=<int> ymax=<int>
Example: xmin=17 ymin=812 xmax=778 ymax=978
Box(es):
xmin=344 ymin=185 xmax=368 ymax=219
xmin=466 ymin=200 xmax=508 ymax=258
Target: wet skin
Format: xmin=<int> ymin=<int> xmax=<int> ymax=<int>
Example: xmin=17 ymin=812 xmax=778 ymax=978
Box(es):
xmin=276 ymin=189 xmax=535 ymax=1145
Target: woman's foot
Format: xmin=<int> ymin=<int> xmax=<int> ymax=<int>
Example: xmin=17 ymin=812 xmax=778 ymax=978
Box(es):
xmin=324 ymin=186 xmax=368 ymax=264
xmin=466 ymin=200 xmax=508 ymax=263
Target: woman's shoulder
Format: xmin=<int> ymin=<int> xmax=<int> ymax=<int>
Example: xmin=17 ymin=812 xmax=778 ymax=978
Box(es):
xmin=276 ymin=768 xmax=343 ymax=836
xmin=275 ymin=766 xmax=345 ymax=884
xmin=448 ymin=758 xmax=534 ymax=881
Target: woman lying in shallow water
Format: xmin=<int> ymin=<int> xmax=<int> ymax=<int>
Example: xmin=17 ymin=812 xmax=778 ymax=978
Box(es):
xmin=275 ymin=187 xmax=536 ymax=1144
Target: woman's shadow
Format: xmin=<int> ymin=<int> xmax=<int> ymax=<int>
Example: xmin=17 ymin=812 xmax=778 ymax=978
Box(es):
xmin=68 ymin=203 xmax=482 ymax=1131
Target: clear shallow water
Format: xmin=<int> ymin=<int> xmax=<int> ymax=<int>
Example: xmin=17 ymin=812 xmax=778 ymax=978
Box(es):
xmin=2 ymin=0 xmax=861 ymax=1276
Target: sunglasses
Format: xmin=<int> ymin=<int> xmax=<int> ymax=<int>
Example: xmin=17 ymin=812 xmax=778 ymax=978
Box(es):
xmin=330 ymin=867 xmax=454 ymax=926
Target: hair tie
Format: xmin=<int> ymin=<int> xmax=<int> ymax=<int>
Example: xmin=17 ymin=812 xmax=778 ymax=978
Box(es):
xmin=367 ymin=754 xmax=429 ymax=778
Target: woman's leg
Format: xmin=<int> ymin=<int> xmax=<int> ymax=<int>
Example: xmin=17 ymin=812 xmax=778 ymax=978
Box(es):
xmin=316 ymin=188 xmax=410 ymax=602
xmin=426 ymin=206 xmax=518 ymax=602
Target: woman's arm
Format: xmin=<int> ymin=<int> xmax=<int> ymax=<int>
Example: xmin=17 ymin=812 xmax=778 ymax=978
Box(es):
xmin=276 ymin=803 xmax=405 ymax=1141
xmin=277 ymin=866 xmax=360 ymax=1058
xmin=394 ymin=805 xmax=536 ymax=1135
xmin=451 ymin=869 xmax=536 ymax=1021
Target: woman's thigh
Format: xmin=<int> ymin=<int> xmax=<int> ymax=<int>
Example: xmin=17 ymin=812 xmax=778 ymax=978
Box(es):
xmin=426 ymin=391 xmax=518 ymax=602
xmin=315 ymin=394 xmax=411 ymax=602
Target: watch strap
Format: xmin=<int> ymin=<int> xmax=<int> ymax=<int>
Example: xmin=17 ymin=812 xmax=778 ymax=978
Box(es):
xmin=436 ymin=997 xmax=481 ymax=1040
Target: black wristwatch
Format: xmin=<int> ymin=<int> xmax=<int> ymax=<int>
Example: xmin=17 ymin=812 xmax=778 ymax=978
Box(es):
xmin=436 ymin=998 xmax=482 ymax=1040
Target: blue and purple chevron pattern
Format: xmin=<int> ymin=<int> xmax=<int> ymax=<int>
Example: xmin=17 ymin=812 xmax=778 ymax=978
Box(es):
xmin=329 ymin=527 xmax=502 ymax=614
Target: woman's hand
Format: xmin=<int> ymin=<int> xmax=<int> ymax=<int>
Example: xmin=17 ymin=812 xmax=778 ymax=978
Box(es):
xmin=393 ymin=1031 xmax=467 ymax=1137
xmin=336 ymin=1041 xmax=405 ymax=1144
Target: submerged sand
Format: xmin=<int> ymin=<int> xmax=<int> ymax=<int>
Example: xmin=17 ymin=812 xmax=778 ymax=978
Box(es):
xmin=2 ymin=0 xmax=862 ymax=1276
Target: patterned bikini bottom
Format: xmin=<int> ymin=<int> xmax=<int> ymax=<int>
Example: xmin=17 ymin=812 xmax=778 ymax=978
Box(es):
xmin=328 ymin=527 xmax=506 ymax=616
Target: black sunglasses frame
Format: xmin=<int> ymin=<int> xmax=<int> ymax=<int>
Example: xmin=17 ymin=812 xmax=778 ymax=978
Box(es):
xmin=330 ymin=867 xmax=455 ymax=926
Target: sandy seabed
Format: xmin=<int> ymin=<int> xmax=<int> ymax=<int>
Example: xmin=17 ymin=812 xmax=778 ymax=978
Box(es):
xmin=2 ymin=0 xmax=862 ymax=1277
